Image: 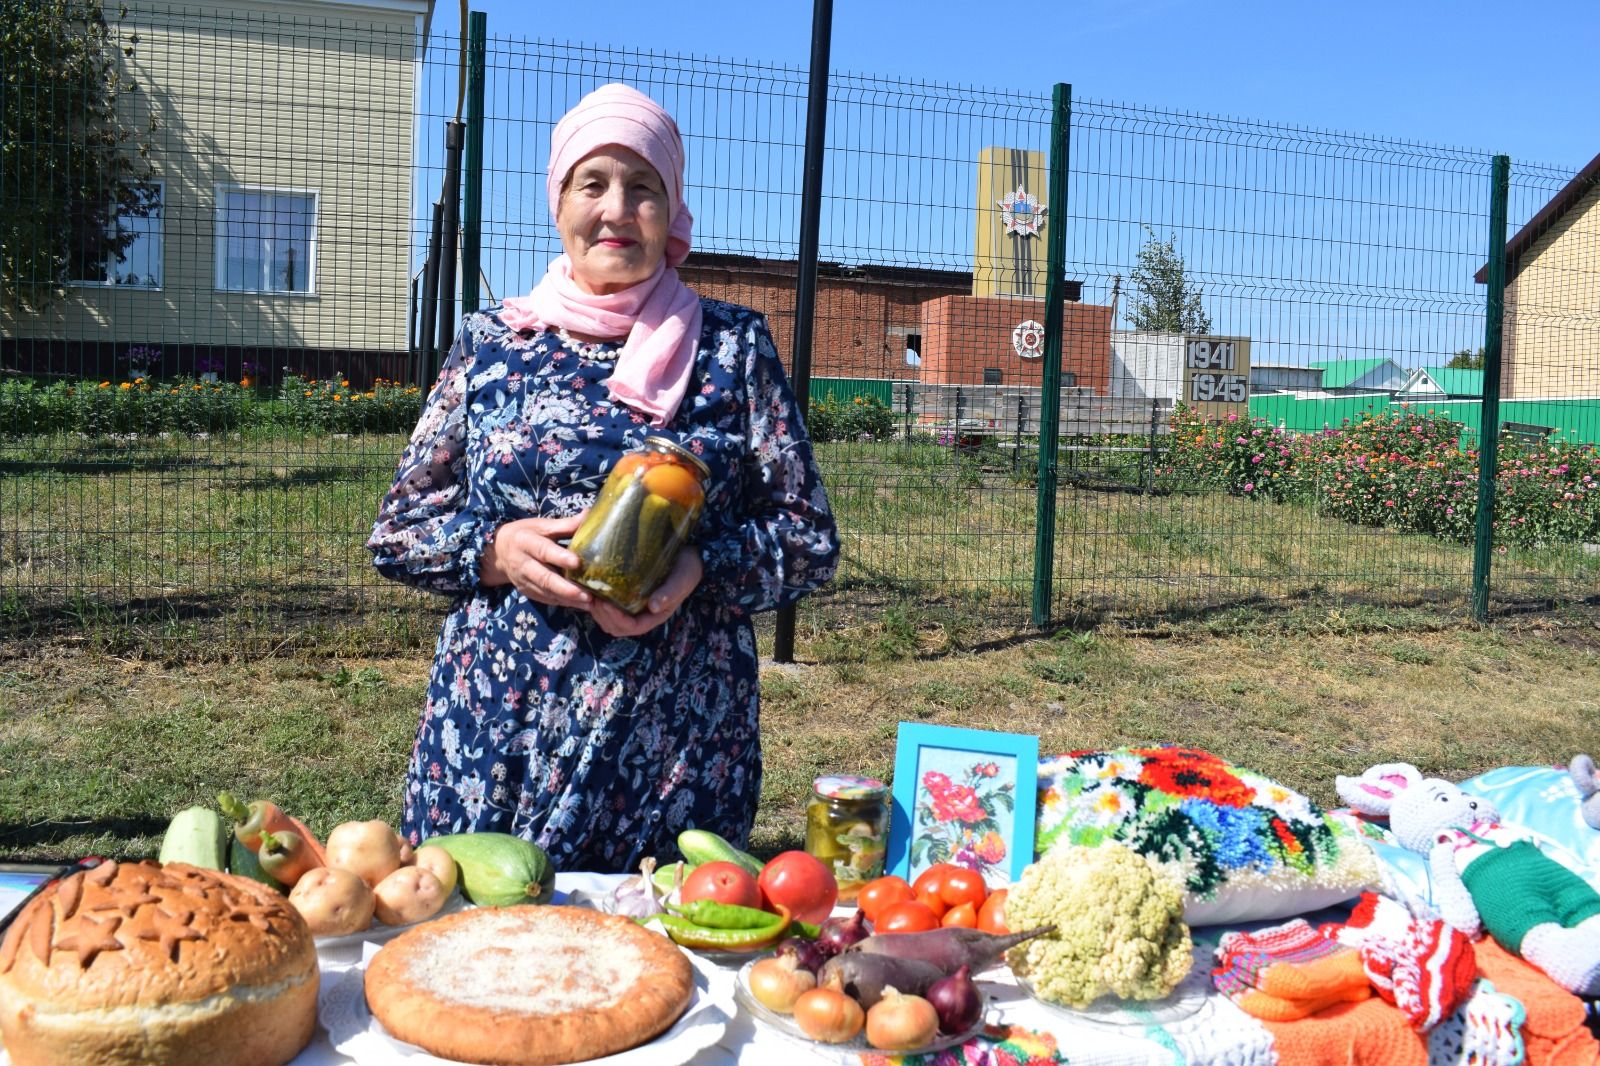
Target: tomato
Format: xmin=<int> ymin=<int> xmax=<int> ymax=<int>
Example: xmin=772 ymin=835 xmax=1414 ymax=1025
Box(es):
xmin=874 ymin=900 xmax=941 ymax=933
xmin=680 ymin=861 xmax=762 ymax=910
xmin=977 ymin=889 xmax=1009 ymax=935
xmin=642 ymin=461 xmax=704 ymax=508
xmin=938 ymin=868 xmax=988 ymax=910
xmin=912 ymin=864 xmax=958 ymax=900
xmin=757 ymin=850 xmax=839 ymax=925
xmin=940 ymin=901 xmax=978 ymax=928
xmin=913 ymin=884 xmax=947 ymax=919
xmin=857 ymin=876 xmax=914 ymax=924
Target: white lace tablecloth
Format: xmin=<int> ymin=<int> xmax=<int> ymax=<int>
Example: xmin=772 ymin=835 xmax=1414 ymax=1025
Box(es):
xmin=292 ymin=872 xmax=1276 ymax=1066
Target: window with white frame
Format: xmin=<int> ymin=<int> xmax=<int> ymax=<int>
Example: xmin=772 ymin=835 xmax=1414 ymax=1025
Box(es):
xmin=215 ymin=186 xmax=317 ymax=293
xmin=71 ymin=183 xmax=164 ymax=289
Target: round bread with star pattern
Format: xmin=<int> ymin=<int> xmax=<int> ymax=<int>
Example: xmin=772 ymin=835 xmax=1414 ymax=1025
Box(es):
xmin=0 ymin=860 xmax=318 ymax=1066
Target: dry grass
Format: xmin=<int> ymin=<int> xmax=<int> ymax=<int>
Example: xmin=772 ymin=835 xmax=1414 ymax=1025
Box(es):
xmin=4 ymin=601 xmax=1596 ymax=865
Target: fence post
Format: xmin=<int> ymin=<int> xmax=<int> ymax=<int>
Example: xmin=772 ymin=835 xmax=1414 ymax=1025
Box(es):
xmin=1144 ymin=398 xmax=1160 ymax=492
xmin=1471 ymin=154 xmax=1510 ymax=622
xmin=1031 ymin=83 xmax=1072 ymax=628
xmin=772 ymin=0 xmax=833 ymax=665
xmin=903 ymin=382 xmax=913 ymax=441
xmin=1013 ymin=394 xmax=1026 ymax=475
xmin=459 ymin=11 xmax=487 ymax=315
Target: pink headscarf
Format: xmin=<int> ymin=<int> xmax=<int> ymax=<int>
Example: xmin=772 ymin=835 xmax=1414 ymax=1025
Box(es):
xmin=499 ymin=83 xmax=702 ymax=428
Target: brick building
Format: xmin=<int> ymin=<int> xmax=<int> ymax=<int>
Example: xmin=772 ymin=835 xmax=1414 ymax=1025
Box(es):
xmin=678 ymin=251 xmax=1102 ymax=388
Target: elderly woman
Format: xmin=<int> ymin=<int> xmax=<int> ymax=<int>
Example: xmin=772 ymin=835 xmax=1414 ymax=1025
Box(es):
xmin=368 ymin=84 xmax=839 ymax=873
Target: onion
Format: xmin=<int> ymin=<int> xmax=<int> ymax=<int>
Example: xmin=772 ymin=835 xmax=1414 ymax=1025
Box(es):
xmin=775 ymin=936 xmax=826 ymax=974
xmin=865 ymin=986 xmax=940 ymax=1050
xmin=792 ymin=987 xmax=865 ymax=1044
xmin=924 ymin=965 xmax=981 ymax=1034
xmin=816 ymin=908 xmax=869 ymax=958
xmin=748 ymin=954 xmax=817 ymax=1014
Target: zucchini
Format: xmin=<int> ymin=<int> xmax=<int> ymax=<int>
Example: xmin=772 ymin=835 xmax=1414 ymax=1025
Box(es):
xmin=158 ymin=806 xmax=227 ymax=870
xmin=424 ymin=832 xmax=554 ymax=906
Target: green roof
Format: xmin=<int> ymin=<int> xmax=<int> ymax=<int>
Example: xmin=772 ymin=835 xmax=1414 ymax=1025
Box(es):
xmin=1307 ymin=358 xmax=1397 ymax=389
xmin=1416 ymin=367 xmax=1485 ymax=397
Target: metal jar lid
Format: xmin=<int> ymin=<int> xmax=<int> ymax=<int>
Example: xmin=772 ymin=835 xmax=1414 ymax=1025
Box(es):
xmin=812 ymin=774 xmax=888 ymax=801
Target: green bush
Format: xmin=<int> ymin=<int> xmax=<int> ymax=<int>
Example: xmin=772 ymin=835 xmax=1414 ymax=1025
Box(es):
xmin=809 ymin=392 xmax=896 ymax=442
xmin=272 ymin=374 xmax=421 ymax=434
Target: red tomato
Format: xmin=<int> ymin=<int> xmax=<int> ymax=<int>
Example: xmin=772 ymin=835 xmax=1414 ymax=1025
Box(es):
xmin=912 ymin=864 xmax=958 ymax=899
xmin=757 ymin=851 xmax=839 ymax=925
xmin=913 ymin=884 xmax=947 ymax=919
xmin=977 ymin=888 xmax=1009 ymax=935
xmin=875 ymin=900 xmax=940 ymax=933
xmin=938 ymin=868 xmax=988 ymax=910
xmin=940 ymin=901 xmax=978 ymax=928
xmin=681 ymin=861 xmax=762 ymax=910
xmin=857 ymin=876 xmax=914 ymax=924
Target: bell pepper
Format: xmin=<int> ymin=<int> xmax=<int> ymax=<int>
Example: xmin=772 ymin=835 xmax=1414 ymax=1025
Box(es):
xmin=218 ymin=791 xmax=327 ymax=864
xmin=256 ymin=829 xmax=322 ymax=888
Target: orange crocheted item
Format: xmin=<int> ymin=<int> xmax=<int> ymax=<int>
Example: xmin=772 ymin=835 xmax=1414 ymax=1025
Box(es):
xmin=1472 ymin=938 xmax=1598 ymax=1066
xmin=1260 ymin=996 xmax=1428 ymax=1066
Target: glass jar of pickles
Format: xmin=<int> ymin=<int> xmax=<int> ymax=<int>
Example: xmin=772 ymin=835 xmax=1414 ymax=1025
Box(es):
xmin=567 ymin=436 xmax=710 ymax=614
xmin=805 ymin=774 xmax=889 ymax=903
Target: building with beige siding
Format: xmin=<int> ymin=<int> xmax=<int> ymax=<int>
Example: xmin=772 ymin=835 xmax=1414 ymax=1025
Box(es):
xmin=1476 ymin=152 xmax=1600 ymax=401
xmin=0 ymin=0 xmax=431 ymax=386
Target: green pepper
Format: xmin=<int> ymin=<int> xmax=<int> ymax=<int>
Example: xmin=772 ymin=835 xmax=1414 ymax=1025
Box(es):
xmin=653 ymin=905 xmax=791 ymax=951
xmin=667 ymin=899 xmax=778 ymax=930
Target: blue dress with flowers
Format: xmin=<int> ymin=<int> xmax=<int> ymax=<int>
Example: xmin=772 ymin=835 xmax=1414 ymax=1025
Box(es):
xmin=367 ymin=298 xmax=838 ymax=872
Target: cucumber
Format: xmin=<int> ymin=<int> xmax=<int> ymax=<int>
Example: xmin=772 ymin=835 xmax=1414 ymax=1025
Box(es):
xmin=424 ymin=832 xmax=555 ymax=906
xmin=677 ymin=829 xmax=763 ymax=879
xmin=158 ymin=806 xmax=227 ymax=870
xmin=227 ymin=836 xmax=285 ymax=892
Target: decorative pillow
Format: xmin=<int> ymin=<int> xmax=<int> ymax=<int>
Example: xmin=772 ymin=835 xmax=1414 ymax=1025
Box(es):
xmin=1035 ymin=747 xmax=1378 ymax=926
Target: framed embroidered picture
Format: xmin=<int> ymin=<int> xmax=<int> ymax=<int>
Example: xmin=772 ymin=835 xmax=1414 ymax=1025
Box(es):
xmin=886 ymin=723 xmax=1039 ymax=889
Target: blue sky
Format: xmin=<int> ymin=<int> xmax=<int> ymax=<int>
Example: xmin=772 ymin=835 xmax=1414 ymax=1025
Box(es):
xmin=417 ymin=0 xmax=1596 ymax=368
xmin=426 ymin=0 xmax=1597 ymax=170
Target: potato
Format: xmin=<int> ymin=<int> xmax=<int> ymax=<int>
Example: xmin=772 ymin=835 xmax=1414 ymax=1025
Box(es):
xmin=288 ymin=867 xmax=375 ymax=936
xmin=325 ymin=819 xmax=404 ymax=888
xmin=373 ymin=866 xmax=449 ymax=926
xmin=412 ymin=844 xmax=458 ymax=896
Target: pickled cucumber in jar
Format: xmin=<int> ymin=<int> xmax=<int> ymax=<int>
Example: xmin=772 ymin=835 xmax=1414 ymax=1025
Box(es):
xmin=804 ymin=775 xmax=889 ymax=902
xmin=567 ymin=437 xmax=709 ymax=613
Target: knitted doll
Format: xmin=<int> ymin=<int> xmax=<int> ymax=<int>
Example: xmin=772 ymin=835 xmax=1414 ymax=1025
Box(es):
xmin=1337 ymin=762 xmax=1600 ymax=997
xmin=1571 ymin=754 xmax=1600 ymax=832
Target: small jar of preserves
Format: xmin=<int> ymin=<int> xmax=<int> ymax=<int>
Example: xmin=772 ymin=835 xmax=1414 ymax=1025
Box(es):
xmin=567 ymin=436 xmax=710 ymax=614
xmin=804 ymin=774 xmax=889 ymax=903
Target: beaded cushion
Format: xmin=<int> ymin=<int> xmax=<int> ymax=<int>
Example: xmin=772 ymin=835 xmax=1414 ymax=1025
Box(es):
xmin=1036 ymin=746 xmax=1378 ymax=925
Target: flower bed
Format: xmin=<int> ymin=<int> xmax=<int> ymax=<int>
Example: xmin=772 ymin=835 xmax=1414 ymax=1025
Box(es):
xmin=1164 ymin=405 xmax=1600 ymax=548
xmin=0 ymin=375 xmax=423 ymax=438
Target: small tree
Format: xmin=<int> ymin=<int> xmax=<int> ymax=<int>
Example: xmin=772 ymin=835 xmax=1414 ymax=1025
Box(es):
xmin=1 ymin=0 xmax=158 ymax=314
xmin=1447 ymin=347 xmax=1484 ymax=370
xmin=1125 ymin=225 xmax=1211 ymax=335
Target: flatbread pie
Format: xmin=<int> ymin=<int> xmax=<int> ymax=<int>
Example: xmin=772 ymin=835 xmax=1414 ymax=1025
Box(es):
xmin=364 ymin=905 xmax=693 ymax=1065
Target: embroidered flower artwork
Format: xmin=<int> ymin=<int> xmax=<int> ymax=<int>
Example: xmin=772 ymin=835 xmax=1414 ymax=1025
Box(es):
xmin=1036 ymin=746 xmax=1358 ymax=902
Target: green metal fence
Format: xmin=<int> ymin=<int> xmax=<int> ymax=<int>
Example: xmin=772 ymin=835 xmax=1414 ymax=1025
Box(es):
xmin=2 ymin=2 xmax=1597 ymax=654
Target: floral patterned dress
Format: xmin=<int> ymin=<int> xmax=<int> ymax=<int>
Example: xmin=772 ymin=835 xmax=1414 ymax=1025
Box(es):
xmin=367 ymin=298 xmax=838 ymax=872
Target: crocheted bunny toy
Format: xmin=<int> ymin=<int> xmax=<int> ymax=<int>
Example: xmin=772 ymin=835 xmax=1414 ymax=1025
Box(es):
xmin=1337 ymin=762 xmax=1600 ymax=997
xmin=1570 ymin=755 xmax=1600 ymax=831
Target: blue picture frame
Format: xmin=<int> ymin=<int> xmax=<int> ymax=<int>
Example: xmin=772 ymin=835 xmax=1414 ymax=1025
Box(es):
xmin=886 ymin=722 xmax=1039 ymax=889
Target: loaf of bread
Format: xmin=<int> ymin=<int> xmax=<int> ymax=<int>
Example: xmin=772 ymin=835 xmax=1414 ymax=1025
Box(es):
xmin=0 ymin=860 xmax=319 ymax=1066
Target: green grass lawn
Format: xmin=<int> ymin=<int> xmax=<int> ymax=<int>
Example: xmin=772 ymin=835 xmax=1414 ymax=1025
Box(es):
xmin=3 ymin=432 xmax=1596 ymax=657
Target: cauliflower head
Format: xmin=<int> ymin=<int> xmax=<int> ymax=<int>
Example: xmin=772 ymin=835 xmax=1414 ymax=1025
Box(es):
xmin=1005 ymin=842 xmax=1192 ymax=1008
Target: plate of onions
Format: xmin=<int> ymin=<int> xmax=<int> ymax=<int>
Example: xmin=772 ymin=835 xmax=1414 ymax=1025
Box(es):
xmin=734 ymin=943 xmax=990 ymax=1059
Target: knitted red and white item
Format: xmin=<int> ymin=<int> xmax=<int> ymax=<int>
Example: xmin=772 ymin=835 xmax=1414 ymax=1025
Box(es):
xmin=1329 ymin=892 xmax=1478 ymax=1032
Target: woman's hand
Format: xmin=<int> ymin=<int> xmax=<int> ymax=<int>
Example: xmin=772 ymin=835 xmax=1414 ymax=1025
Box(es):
xmin=587 ymin=547 xmax=703 ymax=638
xmin=478 ymin=514 xmax=594 ymax=610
